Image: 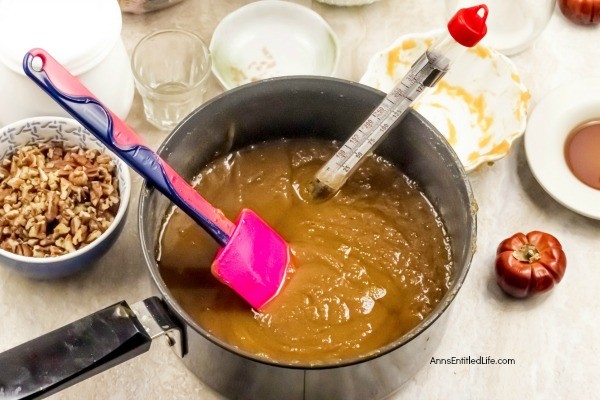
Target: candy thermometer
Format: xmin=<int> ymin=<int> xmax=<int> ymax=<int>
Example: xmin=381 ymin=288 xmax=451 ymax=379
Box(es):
xmin=310 ymin=4 xmax=489 ymax=198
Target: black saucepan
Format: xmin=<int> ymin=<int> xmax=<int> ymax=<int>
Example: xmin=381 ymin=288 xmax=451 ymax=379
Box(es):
xmin=0 ymin=77 xmax=476 ymax=400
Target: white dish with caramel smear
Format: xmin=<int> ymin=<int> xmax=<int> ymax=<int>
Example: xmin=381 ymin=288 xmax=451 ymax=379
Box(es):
xmin=361 ymin=29 xmax=530 ymax=172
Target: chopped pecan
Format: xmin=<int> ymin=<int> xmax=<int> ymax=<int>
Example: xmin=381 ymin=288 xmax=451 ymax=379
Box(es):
xmin=0 ymin=144 xmax=120 ymax=257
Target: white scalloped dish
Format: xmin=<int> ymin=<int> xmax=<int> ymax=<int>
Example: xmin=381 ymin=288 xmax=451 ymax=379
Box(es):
xmin=210 ymin=1 xmax=339 ymax=90
xmin=360 ymin=30 xmax=530 ymax=172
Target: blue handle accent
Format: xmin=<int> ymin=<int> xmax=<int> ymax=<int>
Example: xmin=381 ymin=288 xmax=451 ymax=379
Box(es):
xmin=23 ymin=53 xmax=230 ymax=246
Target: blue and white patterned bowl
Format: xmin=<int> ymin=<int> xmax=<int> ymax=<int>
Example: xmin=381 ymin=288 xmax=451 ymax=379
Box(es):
xmin=0 ymin=117 xmax=131 ymax=279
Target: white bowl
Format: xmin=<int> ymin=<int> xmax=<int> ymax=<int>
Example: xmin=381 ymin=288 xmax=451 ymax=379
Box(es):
xmin=360 ymin=29 xmax=530 ymax=172
xmin=525 ymin=78 xmax=600 ymax=220
xmin=210 ymin=0 xmax=340 ymax=90
xmin=0 ymin=117 xmax=131 ymax=278
xmin=0 ymin=0 xmax=133 ymax=125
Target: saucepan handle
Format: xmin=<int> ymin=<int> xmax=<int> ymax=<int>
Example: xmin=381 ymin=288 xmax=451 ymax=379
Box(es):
xmin=0 ymin=297 xmax=182 ymax=399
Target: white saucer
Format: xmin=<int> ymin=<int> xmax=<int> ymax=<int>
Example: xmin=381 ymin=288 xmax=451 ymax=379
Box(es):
xmin=209 ymin=1 xmax=339 ymax=90
xmin=525 ymin=78 xmax=600 ymax=219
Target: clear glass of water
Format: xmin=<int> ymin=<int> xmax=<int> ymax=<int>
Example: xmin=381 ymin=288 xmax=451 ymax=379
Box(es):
xmin=445 ymin=0 xmax=556 ymax=55
xmin=131 ymin=29 xmax=211 ymax=130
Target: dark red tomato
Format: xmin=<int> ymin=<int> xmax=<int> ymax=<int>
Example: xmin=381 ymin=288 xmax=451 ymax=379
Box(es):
xmin=495 ymin=231 xmax=567 ymax=298
xmin=559 ymin=0 xmax=600 ymax=25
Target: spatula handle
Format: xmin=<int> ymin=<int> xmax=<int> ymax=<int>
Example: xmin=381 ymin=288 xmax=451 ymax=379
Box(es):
xmin=23 ymin=49 xmax=234 ymax=245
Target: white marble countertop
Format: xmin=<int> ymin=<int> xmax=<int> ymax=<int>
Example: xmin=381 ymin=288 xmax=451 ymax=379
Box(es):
xmin=1 ymin=1 xmax=600 ymax=399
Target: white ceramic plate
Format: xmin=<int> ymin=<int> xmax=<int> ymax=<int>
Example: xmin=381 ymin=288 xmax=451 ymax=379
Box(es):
xmin=360 ymin=30 xmax=530 ymax=172
xmin=210 ymin=0 xmax=339 ymax=90
xmin=525 ymin=78 xmax=600 ymax=220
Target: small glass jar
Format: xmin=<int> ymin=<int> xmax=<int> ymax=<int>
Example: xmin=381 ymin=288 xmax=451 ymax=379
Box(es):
xmin=445 ymin=0 xmax=556 ymax=55
xmin=131 ymin=29 xmax=212 ymax=131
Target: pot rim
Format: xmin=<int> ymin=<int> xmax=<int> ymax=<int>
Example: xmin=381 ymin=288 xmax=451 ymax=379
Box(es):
xmin=138 ymin=76 xmax=477 ymax=370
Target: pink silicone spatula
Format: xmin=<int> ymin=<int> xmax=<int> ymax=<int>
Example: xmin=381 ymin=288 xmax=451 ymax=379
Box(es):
xmin=24 ymin=49 xmax=290 ymax=310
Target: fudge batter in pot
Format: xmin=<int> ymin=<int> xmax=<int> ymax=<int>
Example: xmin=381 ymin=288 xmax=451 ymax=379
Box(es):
xmin=158 ymin=139 xmax=452 ymax=364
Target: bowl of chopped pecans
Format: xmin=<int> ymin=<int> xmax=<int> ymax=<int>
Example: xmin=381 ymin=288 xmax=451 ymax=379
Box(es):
xmin=0 ymin=117 xmax=130 ymax=278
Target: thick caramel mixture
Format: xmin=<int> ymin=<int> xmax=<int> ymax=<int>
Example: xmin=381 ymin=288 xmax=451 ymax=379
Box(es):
xmin=158 ymin=139 xmax=452 ymax=364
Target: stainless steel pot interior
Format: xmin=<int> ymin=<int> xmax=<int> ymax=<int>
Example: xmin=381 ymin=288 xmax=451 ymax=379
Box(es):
xmin=138 ymin=77 xmax=476 ymax=399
